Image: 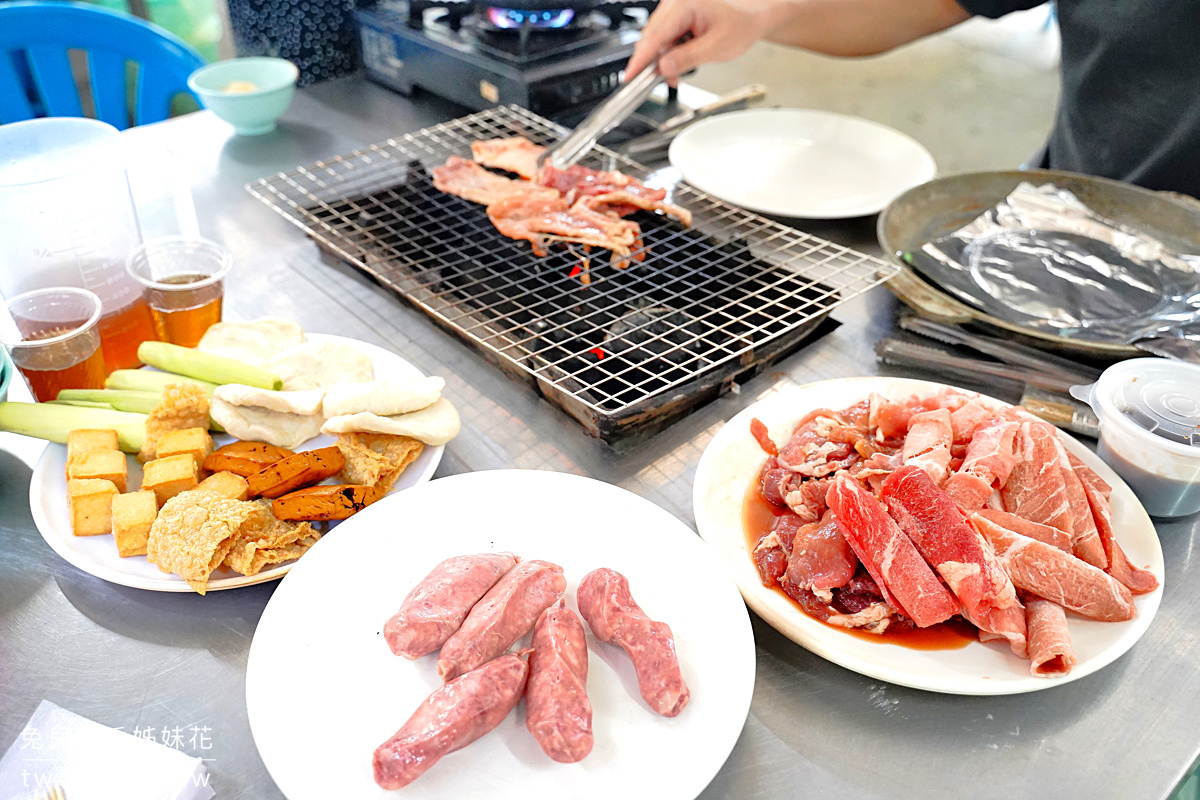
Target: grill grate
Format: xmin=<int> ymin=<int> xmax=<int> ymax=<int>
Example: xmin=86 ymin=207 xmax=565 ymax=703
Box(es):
xmin=247 ymin=105 xmax=896 ymax=442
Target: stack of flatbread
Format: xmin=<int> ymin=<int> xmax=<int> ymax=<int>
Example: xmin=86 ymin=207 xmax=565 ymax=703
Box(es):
xmin=198 ymin=317 xmax=460 ymax=451
xmin=198 ymin=316 xmax=375 ymax=390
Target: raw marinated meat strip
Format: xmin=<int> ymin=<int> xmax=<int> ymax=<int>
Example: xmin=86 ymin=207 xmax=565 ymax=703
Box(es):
xmin=971 ymin=513 xmax=1135 ymax=621
xmin=751 ymin=532 xmax=787 ymax=587
xmin=776 ymin=409 xmax=861 ymax=478
xmin=1068 ymin=451 xmax=1112 ymax=499
xmin=826 ymin=474 xmax=958 ymax=628
xmin=772 ymin=512 xmax=807 ymax=557
xmin=784 ymin=513 xmax=858 ymax=598
xmin=1051 ymin=437 xmax=1108 ymax=569
xmin=759 ymin=455 xmax=793 ymax=507
xmin=471 ymin=136 xmax=545 ymax=179
xmin=783 ymin=475 xmax=833 ymax=522
xmin=1000 ymin=421 xmax=1074 ymax=534
xmin=881 ymin=466 xmax=1026 ymax=658
xmin=902 ymin=408 xmax=953 ymax=484
xmin=1025 ymin=599 xmax=1077 ymax=677
xmin=432 ymin=156 xmax=559 ymax=206
xmin=944 ymin=417 xmax=1020 ymax=510
xmin=1080 ymin=479 xmax=1159 ymax=594
xmin=487 ymin=194 xmax=642 ymax=265
xmin=781 ymin=567 xmax=897 ymax=633
xmin=974 ymin=508 xmax=1072 ymax=552
xmin=848 ymin=449 xmax=903 ymax=492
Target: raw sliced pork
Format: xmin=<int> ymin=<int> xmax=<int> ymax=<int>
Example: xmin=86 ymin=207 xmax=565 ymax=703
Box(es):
xmin=902 ymin=408 xmax=953 ymax=484
xmin=1080 ymin=478 xmax=1159 ymax=594
xmin=826 ymin=474 xmax=958 ymax=628
xmin=1000 ymin=421 xmax=1074 ymax=534
xmin=944 ymin=417 xmax=1020 ymax=510
xmin=881 ymin=466 xmax=1027 ymax=657
xmin=1025 ymin=599 xmax=1077 ymax=677
xmin=972 ymin=513 xmax=1135 ymax=621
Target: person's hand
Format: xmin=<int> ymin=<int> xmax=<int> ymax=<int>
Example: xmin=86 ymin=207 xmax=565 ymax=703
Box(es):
xmin=626 ymin=0 xmax=782 ymax=82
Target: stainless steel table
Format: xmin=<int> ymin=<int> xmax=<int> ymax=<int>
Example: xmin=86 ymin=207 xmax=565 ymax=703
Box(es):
xmin=2 ymin=75 xmax=1198 ymax=800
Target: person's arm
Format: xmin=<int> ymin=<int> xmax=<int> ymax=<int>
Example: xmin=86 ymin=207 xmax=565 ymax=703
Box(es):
xmin=628 ymin=0 xmax=971 ymax=80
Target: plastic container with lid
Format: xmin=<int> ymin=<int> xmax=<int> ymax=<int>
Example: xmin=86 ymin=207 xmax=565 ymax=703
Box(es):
xmin=1072 ymin=358 xmax=1200 ymax=518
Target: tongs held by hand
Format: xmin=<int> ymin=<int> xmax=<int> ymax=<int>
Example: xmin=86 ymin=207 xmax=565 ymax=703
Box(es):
xmin=537 ymin=62 xmax=664 ymax=172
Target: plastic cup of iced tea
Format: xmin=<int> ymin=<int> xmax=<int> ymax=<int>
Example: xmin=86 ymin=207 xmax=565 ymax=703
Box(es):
xmin=0 ymin=287 xmax=106 ymax=402
xmin=127 ymin=237 xmax=232 ymax=348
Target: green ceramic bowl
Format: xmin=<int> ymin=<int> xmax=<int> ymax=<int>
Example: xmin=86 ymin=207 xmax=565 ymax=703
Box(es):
xmin=188 ymin=57 xmax=299 ymax=136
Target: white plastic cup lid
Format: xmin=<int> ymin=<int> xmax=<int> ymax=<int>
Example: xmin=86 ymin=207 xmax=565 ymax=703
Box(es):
xmin=1072 ymin=358 xmax=1200 ymax=457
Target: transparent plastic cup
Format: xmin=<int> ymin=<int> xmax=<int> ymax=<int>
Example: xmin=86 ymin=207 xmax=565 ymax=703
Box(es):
xmin=0 ymin=288 xmax=106 ymax=402
xmin=0 ymin=118 xmax=155 ymax=371
xmin=1072 ymin=358 xmax=1200 ymax=518
xmin=127 ymin=237 xmax=232 ymax=347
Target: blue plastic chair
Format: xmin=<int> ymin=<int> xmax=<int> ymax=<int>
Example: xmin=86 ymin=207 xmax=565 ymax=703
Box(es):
xmin=0 ymin=1 xmax=205 ymax=129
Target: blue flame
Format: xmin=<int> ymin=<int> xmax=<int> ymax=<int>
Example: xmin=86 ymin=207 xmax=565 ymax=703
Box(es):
xmin=486 ymin=7 xmax=576 ymax=28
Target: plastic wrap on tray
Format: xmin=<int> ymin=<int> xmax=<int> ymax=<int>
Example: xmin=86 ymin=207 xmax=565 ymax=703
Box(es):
xmin=905 ymin=182 xmax=1200 ymax=345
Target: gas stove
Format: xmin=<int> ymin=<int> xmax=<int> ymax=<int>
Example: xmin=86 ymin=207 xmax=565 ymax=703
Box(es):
xmin=356 ymin=0 xmax=658 ymax=116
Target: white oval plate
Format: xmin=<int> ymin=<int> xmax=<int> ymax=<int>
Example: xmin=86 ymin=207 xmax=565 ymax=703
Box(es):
xmin=693 ymin=376 xmax=1164 ymax=695
xmin=246 ymin=470 xmax=755 ymax=800
xmin=29 ymin=333 xmax=444 ymax=592
xmin=669 ymin=108 xmax=937 ymax=219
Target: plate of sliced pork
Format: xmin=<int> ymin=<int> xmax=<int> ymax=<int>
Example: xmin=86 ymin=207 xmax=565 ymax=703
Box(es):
xmin=693 ymin=377 xmax=1163 ymax=695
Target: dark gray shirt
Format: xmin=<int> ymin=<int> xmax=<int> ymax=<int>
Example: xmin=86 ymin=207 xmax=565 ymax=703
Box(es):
xmin=956 ymin=0 xmax=1200 ymax=199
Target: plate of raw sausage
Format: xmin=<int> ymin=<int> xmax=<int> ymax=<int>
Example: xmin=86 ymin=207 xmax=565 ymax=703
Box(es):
xmin=246 ymin=469 xmax=755 ymax=799
xmin=692 ymin=377 xmax=1164 ymax=695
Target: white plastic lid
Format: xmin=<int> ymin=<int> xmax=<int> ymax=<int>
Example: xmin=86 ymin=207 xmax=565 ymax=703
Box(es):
xmin=1072 ymin=358 xmax=1200 ymax=459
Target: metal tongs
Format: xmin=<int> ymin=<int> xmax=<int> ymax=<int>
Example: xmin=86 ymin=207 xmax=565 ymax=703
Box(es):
xmin=536 ymin=61 xmax=665 ymax=172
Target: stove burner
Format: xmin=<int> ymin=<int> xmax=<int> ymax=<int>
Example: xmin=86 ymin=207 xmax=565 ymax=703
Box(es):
xmin=486 ymin=7 xmax=576 ymax=28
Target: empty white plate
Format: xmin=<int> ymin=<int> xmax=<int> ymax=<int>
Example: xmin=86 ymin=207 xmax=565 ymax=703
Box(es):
xmin=669 ymin=108 xmax=937 ymax=219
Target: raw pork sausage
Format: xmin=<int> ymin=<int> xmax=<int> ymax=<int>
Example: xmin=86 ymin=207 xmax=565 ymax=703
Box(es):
xmin=526 ymin=603 xmax=593 ymax=763
xmin=384 ymin=552 xmax=519 ymax=659
xmin=437 ymin=559 xmax=566 ymax=681
xmin=372 ymin=653 xmax=529 ymax=789
xmin=576 ymin=567 xmax=690 ymax=717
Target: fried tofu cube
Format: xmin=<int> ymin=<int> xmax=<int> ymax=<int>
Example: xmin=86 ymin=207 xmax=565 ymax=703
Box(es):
xmin=196 ymin=471 xmax=250 ymax=501
xmin=155 ymin=427 xmax=213 ymax=472
xmin=68 ymin=478 xmax=119 ymax=536
xmin=142 ymin=454 xmax=199 ymax=507
xmin=111 ymin=490 xmax=157 ymax=557
xmin=67 ymin=450 xmax=128 ymax=493
xmin=66 ymin=429 xmax=119 ymax=476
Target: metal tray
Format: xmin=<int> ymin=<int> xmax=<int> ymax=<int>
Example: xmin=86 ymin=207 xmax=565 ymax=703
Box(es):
xmin=878 ymin=169 xmax=1200 ymax=359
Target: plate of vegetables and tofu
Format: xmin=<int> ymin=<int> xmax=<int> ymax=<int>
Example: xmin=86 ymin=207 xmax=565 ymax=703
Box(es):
xmin=9 ymin=317 xmax=458 ymax=593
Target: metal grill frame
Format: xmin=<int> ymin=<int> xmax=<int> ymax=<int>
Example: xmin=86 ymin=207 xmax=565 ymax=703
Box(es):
xmin=247 ymin=104 xmax=897 ymax=443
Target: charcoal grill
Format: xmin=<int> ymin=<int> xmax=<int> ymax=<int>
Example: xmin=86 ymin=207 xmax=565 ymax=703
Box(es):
xmin=247 ymin=104 xmax=896 ymax=443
